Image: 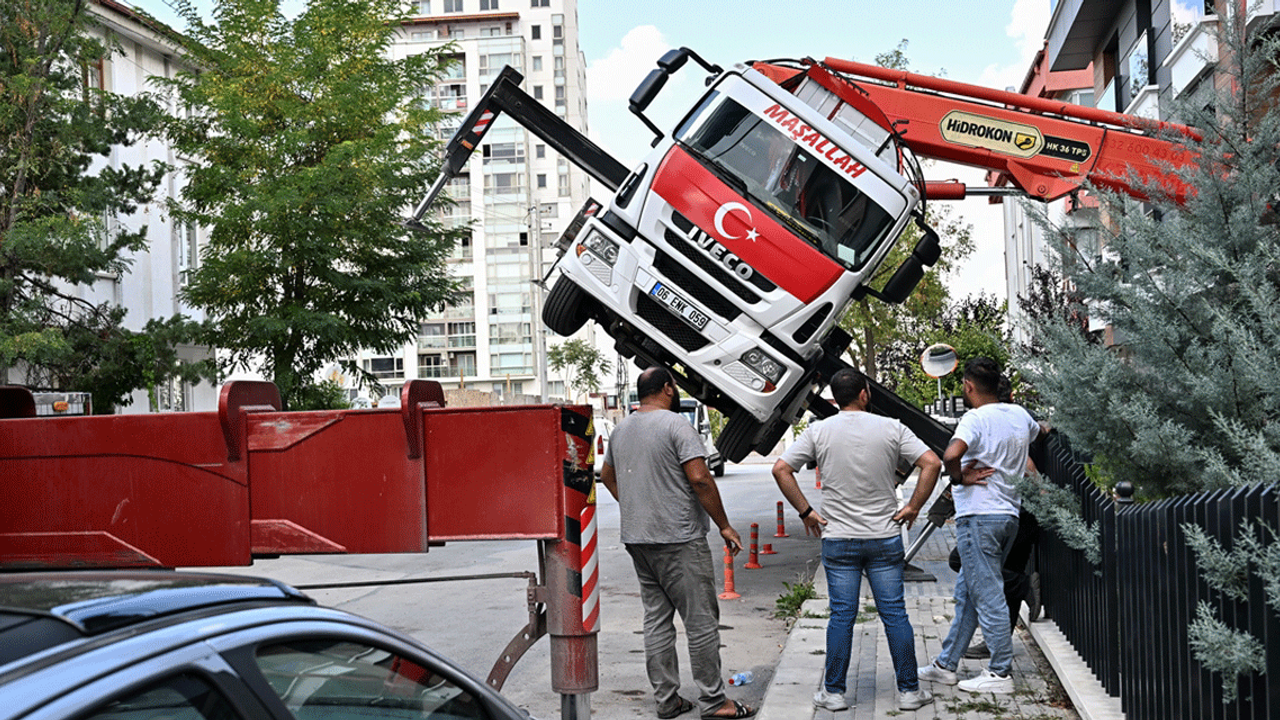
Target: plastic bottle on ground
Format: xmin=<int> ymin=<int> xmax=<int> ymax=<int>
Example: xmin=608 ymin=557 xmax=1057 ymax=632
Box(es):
xmin=727 ymin=671 xmax=754 ymax=686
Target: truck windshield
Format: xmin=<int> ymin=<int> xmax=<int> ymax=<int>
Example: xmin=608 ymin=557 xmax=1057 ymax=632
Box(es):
xmin=677 ymin=93 xmax=896 ymax=270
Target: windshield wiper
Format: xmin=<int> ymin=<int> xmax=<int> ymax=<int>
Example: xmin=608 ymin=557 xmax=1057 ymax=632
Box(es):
xmin=763 ymin=200 xmax=822 ymax=247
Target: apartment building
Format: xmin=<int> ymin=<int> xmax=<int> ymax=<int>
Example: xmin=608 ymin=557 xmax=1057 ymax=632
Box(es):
xmin=361 ymin=0 xmax=599 ymax=405
xmin=26 ymin=0 xmax=219 ymax=413
xmin=1000 ymin=1 xmax=1269 ymax=344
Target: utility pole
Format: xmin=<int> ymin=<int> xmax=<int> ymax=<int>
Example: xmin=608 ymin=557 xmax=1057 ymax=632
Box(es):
xmin=530 ymin=203 xmax=549 ymax=402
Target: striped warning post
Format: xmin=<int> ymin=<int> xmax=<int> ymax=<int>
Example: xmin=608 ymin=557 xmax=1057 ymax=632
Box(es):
xmin=580 ymin=504 xmax=600 ymax=632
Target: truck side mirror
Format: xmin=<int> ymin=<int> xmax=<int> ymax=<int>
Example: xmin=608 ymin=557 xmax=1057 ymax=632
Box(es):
xmin=630 ymin=69 xmax=669 ymax=146
xmin=877 ymin=221 xmax=941 ymax=304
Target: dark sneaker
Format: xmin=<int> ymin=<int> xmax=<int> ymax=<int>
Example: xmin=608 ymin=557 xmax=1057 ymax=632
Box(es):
xmin=963 ymin=640 xmax=990 ymax=659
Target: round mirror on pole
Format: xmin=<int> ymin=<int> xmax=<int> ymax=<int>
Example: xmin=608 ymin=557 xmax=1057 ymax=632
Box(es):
xmin=920 ymin=343 xmax=957 ymax=411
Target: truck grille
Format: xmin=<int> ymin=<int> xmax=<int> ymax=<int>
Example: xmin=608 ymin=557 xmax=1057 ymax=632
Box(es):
xmin=636 ymin=293 xmax=710 ymax=352
xmin=654 ymin=252 xmax=742 ymax=321
xmin=792 ymin=303 xmax=832 ymax=344
xmin=663 ymin=227 xmax=764 ymax=306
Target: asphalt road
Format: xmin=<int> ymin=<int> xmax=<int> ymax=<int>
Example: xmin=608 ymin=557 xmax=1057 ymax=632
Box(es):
xmin=209 ymin=460 xmax=827 ymax=720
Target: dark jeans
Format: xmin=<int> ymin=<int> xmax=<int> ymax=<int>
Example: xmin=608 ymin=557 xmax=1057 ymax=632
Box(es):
xmin=822 ymin=536 xmax=919 ymax=694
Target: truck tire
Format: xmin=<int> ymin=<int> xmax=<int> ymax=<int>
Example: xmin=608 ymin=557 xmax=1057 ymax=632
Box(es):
xmin=543 ymin=276 xmax=589 ymax=335
xmin=717 ymin=409 xmax=762 ymax=464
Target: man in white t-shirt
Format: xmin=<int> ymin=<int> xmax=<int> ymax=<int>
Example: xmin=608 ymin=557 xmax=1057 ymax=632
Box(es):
xmin=918 ymin=357 xmax=1046 ymax=695
xmin=772 ymin=368 xmax=941 ymax=712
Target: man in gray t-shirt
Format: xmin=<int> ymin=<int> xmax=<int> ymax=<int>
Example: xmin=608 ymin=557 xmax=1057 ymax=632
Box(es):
xmin=601 ymin=367 xmax=753 ymax=720
xmin=773 ymin=368 xmax=941 ymax=713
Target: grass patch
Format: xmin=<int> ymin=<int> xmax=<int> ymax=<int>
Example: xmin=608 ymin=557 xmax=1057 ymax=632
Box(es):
xmin=944 ymin=696 xmax=1007 ymax=716
xmin=774 ymin=572 xmax=817 ymax=619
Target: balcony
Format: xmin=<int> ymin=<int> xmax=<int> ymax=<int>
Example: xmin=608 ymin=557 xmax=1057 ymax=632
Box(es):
xmin=1164 ymin=17 xmax=1217 ymax=98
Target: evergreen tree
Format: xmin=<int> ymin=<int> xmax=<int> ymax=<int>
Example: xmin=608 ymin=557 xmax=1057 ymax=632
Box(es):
xmin=1019 ymin=8 xmax=1280 ymax=700
xmin=0 ymin=0 xmax=207 ymax=411
xmin=1021 ymin=9 xmax=1280 ymax=500
xmin=161 ymin=0 xmax=463 ymax=409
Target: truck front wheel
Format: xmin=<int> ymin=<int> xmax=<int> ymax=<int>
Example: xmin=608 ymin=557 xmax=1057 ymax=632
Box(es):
xmin=717 ymin=408 xmax=762 ymax=464
xmin=543 ymin=276 xmax=589 ymax=335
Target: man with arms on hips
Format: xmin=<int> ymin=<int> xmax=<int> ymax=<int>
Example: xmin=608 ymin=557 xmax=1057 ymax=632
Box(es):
xmin=772 ymin=368 xmax=942 ymax=712
xmin=600 ymin=367 xmax=755 ymax=720
xmin=918 ymin=357 xmax=1047 ymax=694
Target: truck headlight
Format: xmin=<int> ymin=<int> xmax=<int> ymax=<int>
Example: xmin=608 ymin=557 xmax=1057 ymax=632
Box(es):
xmin=577 ymin=230 xmax=619 ymax=266
xmin=741 ymin=347 xmax=784 ymax=384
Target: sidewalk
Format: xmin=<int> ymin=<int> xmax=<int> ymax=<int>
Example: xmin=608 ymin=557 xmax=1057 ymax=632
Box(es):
xmin=755 ymin=516 xmax=1123 ymax=720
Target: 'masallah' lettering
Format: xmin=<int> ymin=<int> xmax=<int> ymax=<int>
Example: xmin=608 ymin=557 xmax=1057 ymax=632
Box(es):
xmin=762 ymin=104 xmax=866 ymax=179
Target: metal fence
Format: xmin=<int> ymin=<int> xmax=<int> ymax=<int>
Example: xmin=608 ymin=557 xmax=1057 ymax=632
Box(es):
xmin=1032 ymin=433 xmax=1280 ymax=720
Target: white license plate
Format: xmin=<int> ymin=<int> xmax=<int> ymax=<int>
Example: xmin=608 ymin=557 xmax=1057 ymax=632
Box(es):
xmin=650 ymin=283 xmax=710 ymax=330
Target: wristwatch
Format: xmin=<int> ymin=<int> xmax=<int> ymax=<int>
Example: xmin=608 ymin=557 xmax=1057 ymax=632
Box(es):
xmin=799 ymin=506 xmax=814 ymax=519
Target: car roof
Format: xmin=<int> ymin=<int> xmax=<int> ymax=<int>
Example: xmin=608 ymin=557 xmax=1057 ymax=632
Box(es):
xmin=0 ymin=570 xmax=312 ymax=666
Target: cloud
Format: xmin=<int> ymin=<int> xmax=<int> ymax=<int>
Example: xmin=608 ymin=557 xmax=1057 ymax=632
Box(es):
xmin=587 ymin=25 xmax=673 ymax=103
xmin=977 ymin=0 xmax=1051 ymax=91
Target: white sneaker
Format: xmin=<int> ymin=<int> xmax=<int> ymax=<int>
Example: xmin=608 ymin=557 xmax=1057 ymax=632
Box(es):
xmin=897 ymin=688 xmax=934 ymax=710
xmin=916 ymin=661 xmax=958 ymax=685
xmin=812 ymin=688 xmax=849 ymax=711
xmin=958 ymin=669 xmax=1014 ymax=694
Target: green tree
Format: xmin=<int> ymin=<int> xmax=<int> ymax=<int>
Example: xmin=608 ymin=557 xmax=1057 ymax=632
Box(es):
xmin=1022 ymin=12 xmax=1280 ymax=500
xmin=837 ymin=203 xmax=974 ymax=383
xmin=0 ymin=0 xmax=206 ymax=411
xmin=834 ymin=40 xmax=974 ymax=385
xmin=881 ymin=293 xmax=1010 ymax=409
xmin=547 ymin=337 xmax=610 ymax=403
xmin=161 ymin=0 xmax=463 ymax=409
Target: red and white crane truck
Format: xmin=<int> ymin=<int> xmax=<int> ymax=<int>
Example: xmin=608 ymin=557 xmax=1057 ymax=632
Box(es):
xmin=410 ymin=49 xmax=1196 ymax=462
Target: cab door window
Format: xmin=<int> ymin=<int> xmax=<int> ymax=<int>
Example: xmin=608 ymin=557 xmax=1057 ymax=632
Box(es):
xmin=254 ymin=639 xmax=487 ymax=720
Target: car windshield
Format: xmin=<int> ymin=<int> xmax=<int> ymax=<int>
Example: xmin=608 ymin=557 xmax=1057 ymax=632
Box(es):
xmin=677 ymin=92 xmax=896 ymax=271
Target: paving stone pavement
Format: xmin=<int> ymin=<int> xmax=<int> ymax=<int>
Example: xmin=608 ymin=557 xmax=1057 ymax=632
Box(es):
xmin=758 ymin=519 xmax=1084 ymax=720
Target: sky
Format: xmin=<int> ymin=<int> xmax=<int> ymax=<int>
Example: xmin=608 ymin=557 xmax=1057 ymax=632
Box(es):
xmin=132 ymin=0 xmax=1050 ymax=299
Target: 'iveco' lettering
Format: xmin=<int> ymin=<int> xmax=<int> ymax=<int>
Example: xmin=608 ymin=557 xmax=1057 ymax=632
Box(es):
xmin=762 ymin=104 xmax=866 ymax=179
xmin=691 ymin=226 xmax=755 ymax=281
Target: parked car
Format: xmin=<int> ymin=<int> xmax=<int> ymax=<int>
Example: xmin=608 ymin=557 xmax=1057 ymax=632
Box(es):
xmin=678 ymin=399 xmax=725 ymax=477
xmin=592 ymin=416 xmax=613 ymax=476
xmin=0 ymin=570 xmax=529 ymax=720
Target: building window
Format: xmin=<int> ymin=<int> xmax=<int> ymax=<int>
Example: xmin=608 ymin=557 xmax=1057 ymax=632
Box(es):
xmin=365 ymin=357 xmax=405 ymax=379
xmin=415 ymin=0 xmax=430 ymax=13
xmin=532 ymin=56 xmax=543 ymax=71
xmin=482 ymin=141 xmax=525 ymax=164
xmin=448 ymin=321 xmax=476 ymax=348
xmin=480 ymin=0 xmax=498 ymax=8
xmin=536 ymin=173 xmax=547 ymax=188
xmin=558 ymin=170 xmax=570 ymax=196
xmin=535 ymin=144 xmax=545 ymax=159
xmin=533 ymin=85 xmax=543 ymax=100
xmin=481 ymin=26 xmax=502 ymax=36
xmin=419 ymin=323 xmax=447 ymax=349
xmin=1125 ymin=31 xmax=1150 ymax=102
xmin=531 ymin=0 xmax=549 ymax=6
xmin=419 ymin=354 xmax=446 ymax=378
xmin=530 ymin=25 xmax=541 ymax=40
xmin=443 ymin=0 xmax=463 ymax=11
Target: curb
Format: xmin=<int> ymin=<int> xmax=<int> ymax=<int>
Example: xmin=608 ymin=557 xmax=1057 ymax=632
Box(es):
xmin=1022 ymin=610 xmax=1126 ymax=720
xmin=757 ymin=565 xmax=828 ymax=720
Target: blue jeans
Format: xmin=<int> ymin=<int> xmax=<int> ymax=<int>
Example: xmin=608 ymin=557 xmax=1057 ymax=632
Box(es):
xmin=822 ymin=536 xmax=918 ymax=694
xmin=937 ymin=514 xmax=1020 ymax=676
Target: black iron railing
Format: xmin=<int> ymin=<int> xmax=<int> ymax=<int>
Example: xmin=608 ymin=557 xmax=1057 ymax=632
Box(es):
xmin=1032 ymin=432 xmax=1280 ymax=720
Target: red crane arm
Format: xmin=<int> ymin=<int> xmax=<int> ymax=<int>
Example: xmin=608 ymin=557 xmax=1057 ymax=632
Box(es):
xmin=754 ymin=58 xmax=1199 ymax=203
